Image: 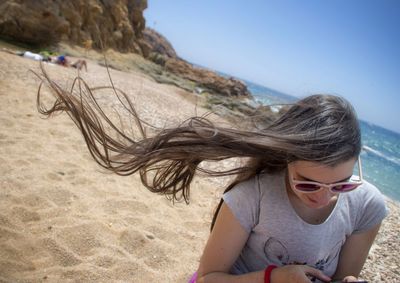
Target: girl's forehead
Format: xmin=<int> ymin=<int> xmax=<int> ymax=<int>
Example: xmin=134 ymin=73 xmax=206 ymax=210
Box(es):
xmin=290 ymin=159 xmax=356 ymax=182
xmin=292 ymin=158 xmax=356 ymax=170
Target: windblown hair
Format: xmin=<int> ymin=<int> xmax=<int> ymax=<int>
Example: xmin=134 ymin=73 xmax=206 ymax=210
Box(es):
xmin=36 ymin=65 xmax=361 ymax=231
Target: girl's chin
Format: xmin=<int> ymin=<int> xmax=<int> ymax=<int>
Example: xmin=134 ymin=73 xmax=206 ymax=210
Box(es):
xmin=304 ymin=196 xmax=331 ymax=209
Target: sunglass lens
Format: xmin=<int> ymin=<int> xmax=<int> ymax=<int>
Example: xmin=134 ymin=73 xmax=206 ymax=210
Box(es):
xmin=331 ymin=184 xmax=358 ymax=193
xmin=295 ymin=183 xmax=320 ymax=192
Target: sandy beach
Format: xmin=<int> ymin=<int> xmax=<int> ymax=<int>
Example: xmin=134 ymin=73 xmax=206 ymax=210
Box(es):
xmin=0 ymin=50 xmax=399 ymax=282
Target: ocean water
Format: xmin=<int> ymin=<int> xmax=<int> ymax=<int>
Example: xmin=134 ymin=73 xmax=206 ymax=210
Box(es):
xmin=245 ymin=80 xmax=400 ymax=202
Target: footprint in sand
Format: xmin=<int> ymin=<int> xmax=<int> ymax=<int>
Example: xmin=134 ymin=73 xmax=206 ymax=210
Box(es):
xmin=2 ymin=178 xmax=25 ymax=192
xmin=27 ymin=157 xmax=41 ymax=163
xmin=13 ymin=159 xmax=31 ymax=167
xmin=49 ymin=128 xmax=70 ymax=138
xmin=43 ymin=188 xmax=78 ymax=207
xmin=61 ymin=161 xmax=81 ymax=168
xmin=123 ymin=216 xmax=143 ymax=227
xmin=0 ymin=226 xmax=24 ymax=241
xmin=102 ymin=199 xmax=150 ymax=215
xmin=0 ymin=244 xmax=35 ymax=276
xmin=11 ymin=206 xmax=41 ymax=222
xmin=143 ymin=247 xmax=175 ymax=271
xmin=0 ymin=118 xmax=14 ymax=128
xmin=56 ymin=223 xmax=104 ymax=257
xmin=73 ymin=176 xmax=91 ymax=186
xmin=145 ymin=225 xmax=176 ymax=242
xmin=46 ymin=172 xmax=63 ymax=182
xmin=0 ymin=214 xmax=17 ymax=229
xmin=18 ymin=194 xmax=50 ymax=209
xmin=40 ymin=237 xmax=82 ymax=267
xmin=111 ymin=261 xmax=152 ymax=281
xmin=0 ymin=157 xmax=6 ymax=168
xmin=55 ymin=143 xmax=67 ymax=151
xmin=119 ymin=229 xmax=150 ymax=255
xmin=183 ymin=220 xmax=208 ymax=234
xmin=0 ymin=139 xmax=17 ymax=147
xmin=25 ymin=141 xmax=43 ymax=151
xmin=119 ymin=228 xmax=178 ymax=271
xmin=93 ymin=255 xmax=117 ymax=268
xmin=19 ymin=121 xmax=35 ymax=131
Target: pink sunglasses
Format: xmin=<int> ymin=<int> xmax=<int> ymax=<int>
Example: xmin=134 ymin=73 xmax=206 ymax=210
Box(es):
xmin=288 ymin=158 xmax=363 ymax=194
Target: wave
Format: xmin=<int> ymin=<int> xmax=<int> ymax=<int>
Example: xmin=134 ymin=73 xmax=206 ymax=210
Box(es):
xmin=362 ymin=145 xmax=400 ymax=166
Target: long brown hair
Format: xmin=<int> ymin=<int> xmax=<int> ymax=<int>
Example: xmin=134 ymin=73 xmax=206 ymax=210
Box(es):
xmin=36 ymin=65 xmax=361 ymax=231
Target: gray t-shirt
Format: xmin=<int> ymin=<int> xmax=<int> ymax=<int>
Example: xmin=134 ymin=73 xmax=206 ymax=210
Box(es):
xmin=223 ymin=171 xmax=388 ymax=281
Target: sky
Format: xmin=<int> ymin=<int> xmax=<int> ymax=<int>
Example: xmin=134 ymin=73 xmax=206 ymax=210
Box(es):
xmin=144 ymin=0 xmax=400 ymax=133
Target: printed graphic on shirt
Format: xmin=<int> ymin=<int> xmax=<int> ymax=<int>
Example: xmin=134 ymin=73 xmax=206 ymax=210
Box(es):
xmin=263 ymin=237 xmax=343 ymax=281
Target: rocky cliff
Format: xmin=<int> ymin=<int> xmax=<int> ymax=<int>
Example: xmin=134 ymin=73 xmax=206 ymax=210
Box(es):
xmin=0 ymin=0 xmax=251 ymax=97
xmin=0 ymin=0 xmax=148 ymax=55
xmin=143 ymin=28 xmax=177 ymax=58
xmin=164 ymin=58 xmax=251 ymax=97
xmin=143 ymin=28 xmax=250 ymax=97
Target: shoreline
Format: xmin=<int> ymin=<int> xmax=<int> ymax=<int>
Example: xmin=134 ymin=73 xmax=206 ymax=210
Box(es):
xmin=0 ymin=46 xmax=399 ymax=282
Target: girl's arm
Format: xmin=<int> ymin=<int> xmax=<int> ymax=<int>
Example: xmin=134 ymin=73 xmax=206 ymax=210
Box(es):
xmin=332 ymin=223 xmax=382 ymax=281
xmin=196 ymin=202 xmax=264 ymax=282
xmin=196 ymin=203 xmax=330 ymax=283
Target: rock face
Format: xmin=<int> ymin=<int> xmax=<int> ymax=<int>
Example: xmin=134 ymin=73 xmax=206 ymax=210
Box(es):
xmin=142 ymin=28 xmax=251 ymax=97
xmin=143 ymin=28 xmax=177 ymax=58
xmin=164 ymin=58 xmax=251 ymax=97
xmin=0 ymin=0 xmax=148 ymax=55
xmin=0 ymin=0 xmax=251 ymax=97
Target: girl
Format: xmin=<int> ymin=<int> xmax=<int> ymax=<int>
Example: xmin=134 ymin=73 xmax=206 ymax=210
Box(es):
xmin=37 ymin=71 xmax=387 ymax=282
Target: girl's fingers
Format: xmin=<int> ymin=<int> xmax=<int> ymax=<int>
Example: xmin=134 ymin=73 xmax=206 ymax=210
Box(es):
xmin=303 ymin=265 xmax=332 ymax=282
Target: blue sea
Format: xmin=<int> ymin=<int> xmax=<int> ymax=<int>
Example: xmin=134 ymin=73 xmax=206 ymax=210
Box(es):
xmin=245 ymin=80 xmax=400 ymax=202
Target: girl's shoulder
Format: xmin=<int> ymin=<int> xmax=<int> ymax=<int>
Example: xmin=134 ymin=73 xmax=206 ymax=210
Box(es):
xmin=257 ymin=170 xmax=286 ymax=194
xmin=228 ymin=170 xmax=286 ymax=197
xmin=347 ymin=179 xmax=387 ymax=204
xmin=344 ymin=179 xmax=389 ymax=233
xmin=223 ymin=170 xmax=286 ymax=207
xmin=222 ymin=171 xmax=286 ymax=232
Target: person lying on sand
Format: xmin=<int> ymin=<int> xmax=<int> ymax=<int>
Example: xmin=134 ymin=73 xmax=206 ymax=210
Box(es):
xmin=1 ymin=48 xmax=86 ymax=71
xmin=55 ymin=55 xmax=88 ymax=71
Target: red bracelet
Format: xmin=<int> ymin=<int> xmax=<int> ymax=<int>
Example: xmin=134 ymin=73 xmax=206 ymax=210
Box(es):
xmin=264 ymin=265 xmax=277 ymax=283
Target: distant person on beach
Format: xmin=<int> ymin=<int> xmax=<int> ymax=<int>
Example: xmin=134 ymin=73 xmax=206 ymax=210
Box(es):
xmin=1 ymin=48 xmax=86 ymax=71
xmin=21 ymin=51 xmax=45 ymax=61
xmin=36 ymin=72 xmax=387 ymax=283
xmin=55 ymin=55 xmax=88 ymax=71
xmin=1 ymin=48 xmax=51 ymax=62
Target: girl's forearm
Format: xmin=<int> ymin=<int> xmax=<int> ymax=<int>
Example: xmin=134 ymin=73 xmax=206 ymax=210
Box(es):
xmin=197 ymin=270 xmax=264 ymax=283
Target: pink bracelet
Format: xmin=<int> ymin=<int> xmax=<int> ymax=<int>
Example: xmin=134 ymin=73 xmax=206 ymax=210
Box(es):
xmin=264 ymin=265 xmax=277 ymax=283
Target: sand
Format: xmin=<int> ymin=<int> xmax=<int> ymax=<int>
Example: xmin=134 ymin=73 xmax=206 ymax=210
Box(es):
xmin=0 ymin=50 xmax=399 ymax=282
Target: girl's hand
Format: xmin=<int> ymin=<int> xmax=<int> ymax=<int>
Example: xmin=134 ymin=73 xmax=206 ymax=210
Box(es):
xmin=270 ymin=264 xmax=331 ymax=283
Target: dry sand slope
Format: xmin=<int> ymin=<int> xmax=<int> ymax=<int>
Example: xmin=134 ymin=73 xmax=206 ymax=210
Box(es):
xmin=0 ymin=51 xmax=399 ymax=282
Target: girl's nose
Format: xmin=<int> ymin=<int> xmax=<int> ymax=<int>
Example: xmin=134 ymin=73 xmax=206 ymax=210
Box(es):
xmin=313 ymin=187 xmax=335 ymax=206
